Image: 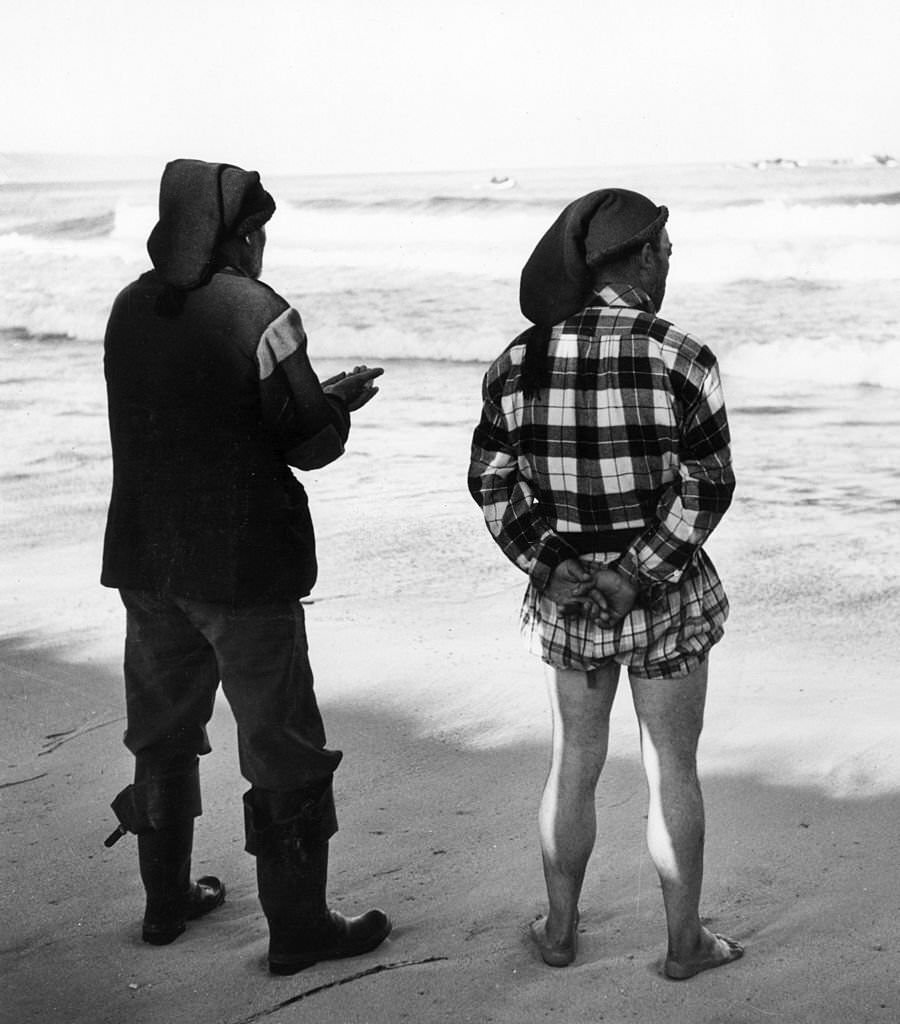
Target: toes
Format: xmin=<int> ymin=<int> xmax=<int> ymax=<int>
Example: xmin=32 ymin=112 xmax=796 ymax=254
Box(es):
xmin=714 ymin=934 xmax=745 ymax=962
xmin=664 ymin=935 xmax=744 ymax=980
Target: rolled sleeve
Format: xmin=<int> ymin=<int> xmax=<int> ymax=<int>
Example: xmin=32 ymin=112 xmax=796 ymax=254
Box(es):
xmin=257 ymin=307 xmax=350 ymax=470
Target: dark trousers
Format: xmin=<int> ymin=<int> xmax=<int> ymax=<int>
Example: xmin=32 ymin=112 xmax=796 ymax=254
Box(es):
xmin=119 ymin=590 xmax=343 ymax=794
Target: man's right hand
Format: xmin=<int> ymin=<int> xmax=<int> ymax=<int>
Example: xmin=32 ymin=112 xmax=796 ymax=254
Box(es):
xmin=545 ymin=559 xmax=614 ymax=621
xmin=558 ymin=567 xmax=638 ymax=627
xmin=586 ymin=569 xmax=638 ymax=625
xmin=323 ymin=365 xmax=384 ymax=411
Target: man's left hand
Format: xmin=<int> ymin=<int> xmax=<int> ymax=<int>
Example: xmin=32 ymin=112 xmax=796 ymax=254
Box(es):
xmin=324 ymin=365 xmax=384 ymax=411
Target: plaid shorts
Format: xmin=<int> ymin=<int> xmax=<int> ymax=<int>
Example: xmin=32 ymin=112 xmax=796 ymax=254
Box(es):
xmin=520 ymin=549 xmax=729 ymax=679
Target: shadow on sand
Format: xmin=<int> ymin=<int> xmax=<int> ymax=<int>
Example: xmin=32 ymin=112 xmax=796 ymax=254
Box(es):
xmin=1 ymin=636 xmax=897 ymax=1024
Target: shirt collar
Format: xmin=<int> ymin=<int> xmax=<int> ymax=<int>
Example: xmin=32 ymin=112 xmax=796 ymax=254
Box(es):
xmin=590 ymin=282 xmax=657 ymax=314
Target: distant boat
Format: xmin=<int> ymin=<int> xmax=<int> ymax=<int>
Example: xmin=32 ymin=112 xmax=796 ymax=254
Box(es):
xmin=850 ymin=153 xmax=898 ymax=167
xmin=750 ymin=157 xmax=805 ymax=170
xmin=488 ymin=175 xmax=517 ymax=190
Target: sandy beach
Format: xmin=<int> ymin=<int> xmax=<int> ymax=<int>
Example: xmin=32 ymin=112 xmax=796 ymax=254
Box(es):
xmin=3 ymin=353 xmax=899 ymax=1024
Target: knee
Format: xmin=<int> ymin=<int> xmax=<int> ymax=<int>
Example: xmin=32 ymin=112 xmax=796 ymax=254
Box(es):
xmin=551 ymin=744 xmax=606 ymax=793
xmin=641 ymin=752 xmax=703 ymax=810
xmin=649 ymin=739 xmax=699 ymax=774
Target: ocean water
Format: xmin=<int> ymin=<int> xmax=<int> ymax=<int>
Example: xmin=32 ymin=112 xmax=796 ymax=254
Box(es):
xmin=2 ymin=158 xmax=900 ymax=375
xmin=2 ymin=155 xmax=898 ymax=514
xmin=1 ymin=155 xmax=899 ymax=795
xmin=3 ymin=154 xmax=898 ymax=522
xmin=2 ymin=154 xmax=898 ymax=545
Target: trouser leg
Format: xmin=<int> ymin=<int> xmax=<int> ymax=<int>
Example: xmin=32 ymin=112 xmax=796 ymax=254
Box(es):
xmin=184 ymin=599 xmax=342 ymax=791
xmin=107 ymin=591 xmax=224 ymax=942
xmin=120 ymin=589 xmax=221 ymax=764
xmin=113 ymin=594 xmax=389 ymax=967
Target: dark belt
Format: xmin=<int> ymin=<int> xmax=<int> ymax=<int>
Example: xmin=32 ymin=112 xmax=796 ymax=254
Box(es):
xmin=557 ymin=529 xmax=642 ymax=555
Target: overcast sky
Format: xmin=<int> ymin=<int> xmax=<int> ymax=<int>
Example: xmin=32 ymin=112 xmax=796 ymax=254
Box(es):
xmin=3 ymin=0 xmax=898 ymax=174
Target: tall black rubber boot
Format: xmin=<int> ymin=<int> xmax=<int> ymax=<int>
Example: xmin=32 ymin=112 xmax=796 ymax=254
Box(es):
xmin=244 ymin=787 xmax=391 ymax=975
xmin=106 ymin=760 xmax=224 ymax=945
xmin=137 ymin=819 xmax=224 ymax=944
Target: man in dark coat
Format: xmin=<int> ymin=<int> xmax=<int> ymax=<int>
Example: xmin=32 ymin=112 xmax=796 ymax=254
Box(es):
xmin=102 ymin=158 xmax=390 ymax=974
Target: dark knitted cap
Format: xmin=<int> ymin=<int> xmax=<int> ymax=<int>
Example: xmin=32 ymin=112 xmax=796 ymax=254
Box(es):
xmin=147 ymin=159 xmax=276 ymax=290
xmin=519 ymin=188 xmax=668 ymax=327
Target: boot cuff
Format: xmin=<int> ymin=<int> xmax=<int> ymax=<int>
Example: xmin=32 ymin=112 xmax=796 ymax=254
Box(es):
xmin=243 ymin=783 xmax=338 ymax=855
xmin=108 ymin=760 xmax=202 ymax=839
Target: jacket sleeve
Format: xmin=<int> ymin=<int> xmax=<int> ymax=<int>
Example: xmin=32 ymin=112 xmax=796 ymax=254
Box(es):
xmin=614 ymin=353 xmax=735 ymax=589
xmin=467 ymin=359 xmax=576 ymax=591
xmin=256 ymin=307 xmax=350 ymax=470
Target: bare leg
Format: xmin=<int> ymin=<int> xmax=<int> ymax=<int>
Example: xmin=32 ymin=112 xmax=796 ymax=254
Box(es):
xmin=630 ymin=660 xmax=743 ymax=979
xmin=533 ymin=662 xmax=619 ymax=964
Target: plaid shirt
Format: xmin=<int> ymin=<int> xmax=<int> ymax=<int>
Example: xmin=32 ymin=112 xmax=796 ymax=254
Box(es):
xmin=468 ymin=283 xmax=735 ymax=594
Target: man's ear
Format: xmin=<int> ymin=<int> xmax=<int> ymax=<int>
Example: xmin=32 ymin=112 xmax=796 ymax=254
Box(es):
xmin=638 ymin=241 xmax=657 ymax=271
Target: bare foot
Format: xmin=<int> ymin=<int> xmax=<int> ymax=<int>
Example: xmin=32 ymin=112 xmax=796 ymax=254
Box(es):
xmin=664 ymin=930 xmax=744 ymax=980
xmin=529 ymin=914 xmax=578 ymax=968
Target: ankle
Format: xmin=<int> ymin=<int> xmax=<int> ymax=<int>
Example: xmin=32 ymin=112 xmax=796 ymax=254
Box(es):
xmin=667 ymin=922 xmax=710 ymax=962
xmin=543 ymin=907 xmax=579 ymax=944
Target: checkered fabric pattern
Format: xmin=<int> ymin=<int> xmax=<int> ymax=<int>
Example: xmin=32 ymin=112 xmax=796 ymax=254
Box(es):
xmin=468 ymin=284 xmax=735 ymax=675
xmin=520 ymin=549 xmax=729 ymax=677
xmin=469 ymin=283 xmax=734 ymax=590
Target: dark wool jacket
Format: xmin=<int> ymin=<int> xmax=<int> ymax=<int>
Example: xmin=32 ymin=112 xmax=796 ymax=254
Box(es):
xmin=101 ymin=267 xmax=349 ymax=604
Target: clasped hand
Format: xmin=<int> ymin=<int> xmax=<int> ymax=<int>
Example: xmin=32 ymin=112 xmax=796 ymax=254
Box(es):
xmin=322 ymin=365 xmax=384 ymax=411
xmin=543 ymin=558 xmax=638 ymax=627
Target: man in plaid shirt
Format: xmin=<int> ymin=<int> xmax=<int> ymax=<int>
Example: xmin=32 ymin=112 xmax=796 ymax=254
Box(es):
xmin=468 ymin=189 xmax=742 ymax=980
